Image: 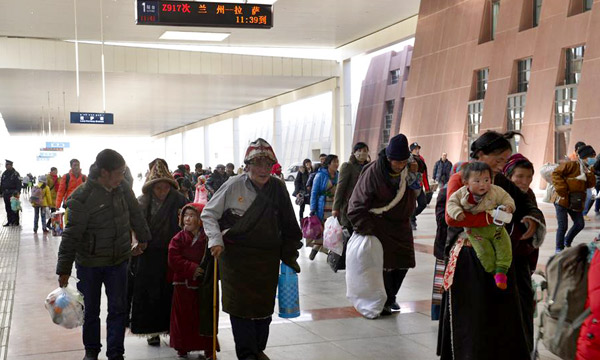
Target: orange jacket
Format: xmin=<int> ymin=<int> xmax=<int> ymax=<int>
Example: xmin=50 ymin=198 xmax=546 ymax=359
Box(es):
xmin=55 ymin=171 xmax=87 ymax=208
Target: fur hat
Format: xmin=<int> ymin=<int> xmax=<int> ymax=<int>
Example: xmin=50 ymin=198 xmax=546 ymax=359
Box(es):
xmin=142 ymin=160 xmax=179 ymax=194
xmin=179 ymin=203 xmax=205 ymax=228
xmin=244 ymin=138 xmax=277 ymax=165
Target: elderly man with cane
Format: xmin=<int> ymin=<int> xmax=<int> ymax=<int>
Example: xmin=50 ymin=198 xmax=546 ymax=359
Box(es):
xmin=202 ymin=138 xmax=302 ymax=360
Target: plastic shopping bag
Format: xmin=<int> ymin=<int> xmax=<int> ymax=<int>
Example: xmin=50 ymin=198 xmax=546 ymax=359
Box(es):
xmin=45 ymin=285 xmax=84 ymax=329
xmin=301 ymin=215 xmax=323 ymax=241
xmin=323 ymin=217 xmax=344 ymax=255
xmin=51 ymin=211 xmax=65 ymax=236
xmin=345 ymin=233 xmax=386 ymax=319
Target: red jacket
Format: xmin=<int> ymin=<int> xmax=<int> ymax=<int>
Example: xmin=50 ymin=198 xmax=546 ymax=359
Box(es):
xmin=168 ymin=229 xmax=208 ymax=288
xmin=577 ymin=250 xmax=600 ymax=360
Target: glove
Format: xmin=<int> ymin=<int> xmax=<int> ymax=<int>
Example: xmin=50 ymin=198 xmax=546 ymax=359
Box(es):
xmin=287 ymin=260 xmax=301 ymax=274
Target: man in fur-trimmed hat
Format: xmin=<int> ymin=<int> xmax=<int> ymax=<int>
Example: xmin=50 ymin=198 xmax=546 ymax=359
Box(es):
xmin=202 ymin=138 xmax=302 ymax=360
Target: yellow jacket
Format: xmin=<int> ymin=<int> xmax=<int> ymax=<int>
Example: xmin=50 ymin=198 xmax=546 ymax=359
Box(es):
xmin=34 ymin=183 xmax=53 ymax=207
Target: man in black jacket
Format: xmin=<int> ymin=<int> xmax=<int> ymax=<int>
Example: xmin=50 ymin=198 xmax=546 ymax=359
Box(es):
xmin=56 ymin=149 xmax=151 ymax=360
xmin=433 ymin=152 xmax=453 ymax=188
xmin=1 ymin=160 xmax=21 ymax=226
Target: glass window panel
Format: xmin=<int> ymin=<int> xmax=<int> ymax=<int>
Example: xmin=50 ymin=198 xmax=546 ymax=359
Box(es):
xmin=492 ymin=1 xmax=500 ymax=40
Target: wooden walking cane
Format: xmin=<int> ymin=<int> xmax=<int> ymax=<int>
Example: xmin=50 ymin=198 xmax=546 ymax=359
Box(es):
xmin=212 ymin=257 xmax=218 ymax=360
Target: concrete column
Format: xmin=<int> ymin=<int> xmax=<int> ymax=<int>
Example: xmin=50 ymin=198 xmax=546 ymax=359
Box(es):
xmin=203 ymin=126 xmax=210 ymax=168
xmin=332 ymin=77 xmax=341 ymax=157
xmin=233 ymin=117 xmax=240 ymax=167
xmin=273 ymin=106 xmax=283 ymax=160
xmin=341 ymin=58 xmax=353 ymax=161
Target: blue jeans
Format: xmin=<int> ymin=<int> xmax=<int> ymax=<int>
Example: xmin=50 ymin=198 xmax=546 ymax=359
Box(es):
xmin=76 ymin=261 xmax=128 ymax=359
xmin=554 ymin=204 xmax=585 ymax=251
xmin=33 ymin=206 xmax=47 ymax=232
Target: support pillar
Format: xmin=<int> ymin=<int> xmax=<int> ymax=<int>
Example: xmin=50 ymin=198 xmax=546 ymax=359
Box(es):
xmin=204 ymin=125 xmax=210 ymax=168
xmin=273 ymin=106 xmax=283 ymax=160
xmin=233 ymin=117 xmax=240 ymax=167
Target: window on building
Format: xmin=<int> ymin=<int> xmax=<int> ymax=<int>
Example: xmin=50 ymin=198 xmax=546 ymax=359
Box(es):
xmin=555 ymin=85 xmax=577 ymax=128
xmin=476 ymin=68 xmax=489 ymax=100
xmin=381 ymin=100 xmax=395 ymax=146
xmin=517 ymin=58 xmax=533 ymax=93
xmin=491 ymin=1 xmax=500 ymax=40
xmin=507 ymin=94 xmax=526 ymax=151
xmin=403 ymin=66 xmax=410 ymax=82
xmin=467 ymin=100 xmax=484 ymax=149
xmin=565 ymin=46 xmax=585 ymax=85
xmin=534 ymin=0 xmax=543 ymax=27
xmin=389 ymin=69 xmax=400 ymax=85
xmin=569 ymin=0 xmax=593 ymax=16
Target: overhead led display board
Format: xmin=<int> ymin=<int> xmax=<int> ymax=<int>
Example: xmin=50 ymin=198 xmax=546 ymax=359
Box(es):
xmin=136 ymin=1 xmax=273 ymax=29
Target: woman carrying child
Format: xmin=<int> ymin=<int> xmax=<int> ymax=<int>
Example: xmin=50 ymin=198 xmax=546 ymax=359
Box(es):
xmin=437 ymin=131 xmax=545 ymax=360
xmin=168 ymin=203 xmax=219 ymax=359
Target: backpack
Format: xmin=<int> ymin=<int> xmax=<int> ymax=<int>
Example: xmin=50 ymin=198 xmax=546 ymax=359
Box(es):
xmin=30 ymin=186 xmax=43 ymax=206
xmin=538 ymin=244 xmax=591 ymax=360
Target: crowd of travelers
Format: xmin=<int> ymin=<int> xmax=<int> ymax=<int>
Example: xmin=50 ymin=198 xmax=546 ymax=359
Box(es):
xmin=2 ymin=129 xmax=600 ymax=360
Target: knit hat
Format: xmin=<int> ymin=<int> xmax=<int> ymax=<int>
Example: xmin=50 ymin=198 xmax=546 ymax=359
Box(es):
xmin=244 ymin=138 xmax=278 ymax=165
xmin=385 ymin=134 xmax=410 ymax=161
xmin=38 ymin=175 xmax=47 ymax=183
xmin=142 ymin=160 xmax=179 ymax=194
xmin=179 ymin=203 xmax=205 ymax=228
xmin=578 ymin=145 xmax=596 ymax=160
xmin=503 ymin=153 xmax=533 ymax=178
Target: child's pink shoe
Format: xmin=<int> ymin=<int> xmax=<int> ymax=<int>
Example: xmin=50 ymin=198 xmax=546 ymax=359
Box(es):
xmin=494 ymin=273 xmax=507 ymax=290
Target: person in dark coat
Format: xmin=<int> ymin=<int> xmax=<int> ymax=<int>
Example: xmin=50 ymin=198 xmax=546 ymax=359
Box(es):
xmin=433 ymin=152 xmax=453 ymax=188
xmin=347 ymin=134 xmax=417 ymax=315
xmin=206 ymin=164 xmax=227 ymax=198
xmin=293 ymin=159 xmax=312 ymax=220
xmin=409 ymin=143 xmax=431 ymax=230
xmin=202 ymin=138 xmax=302 ymax=360
xmin=1 ymin=160 xmax=21 ymax=226
xmin=129 ymin=159 xmax=189 ymax=345
xmin=438 ymin=131 xmax=545 ymax=360
xmin=56 ymin=149 xmax=152 ymax=360
xmin=333 ymin=142 xmax=370 ymax=230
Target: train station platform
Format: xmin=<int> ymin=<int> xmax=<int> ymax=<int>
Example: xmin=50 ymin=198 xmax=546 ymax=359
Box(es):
xmin=2 ymin=188 xmax=597 ymax=360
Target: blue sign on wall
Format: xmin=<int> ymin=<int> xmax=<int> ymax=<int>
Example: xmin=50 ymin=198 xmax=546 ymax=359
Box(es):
xmin=70 ymin=112 xmax=114 ymax=125
xmin=46 ymin=142 xmax=70 ymax=148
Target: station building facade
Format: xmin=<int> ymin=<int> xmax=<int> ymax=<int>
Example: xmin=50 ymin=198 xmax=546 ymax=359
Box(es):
xmin=399 ymin=0 xmax=600 ymax=187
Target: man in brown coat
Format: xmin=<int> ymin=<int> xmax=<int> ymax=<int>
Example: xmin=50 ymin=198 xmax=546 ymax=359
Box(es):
xmin=347 ymin=134 xmax=417 ymax=315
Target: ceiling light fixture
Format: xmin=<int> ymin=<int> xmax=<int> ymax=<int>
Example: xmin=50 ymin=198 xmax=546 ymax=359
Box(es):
xmin=159 ymin=31 xmax=230 ymax=42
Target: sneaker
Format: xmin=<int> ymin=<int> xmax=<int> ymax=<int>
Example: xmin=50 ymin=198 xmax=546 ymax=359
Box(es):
xmin=257 ymin=351 xmax=270 ymax=360
xmin=147 ymin=335 xmax=160 ymax=346
xmin=380 ymin=306 xmax=393 ymax=316
xmin=82 ymin=349 xmax=99 ymax=360
xmin=390 ymin=302 xmax=400 ymax=311
xmin=309 ymin=248 xmax=318 ymax=261
xmin=176 ymin=350 xmax=188 ymax=359
xmin=43 ymin=228 xmax=50 ymax=233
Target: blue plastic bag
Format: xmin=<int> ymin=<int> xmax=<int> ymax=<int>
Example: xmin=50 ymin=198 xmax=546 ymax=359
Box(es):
xmin=278 ymin=263 xmax=300 ymax=318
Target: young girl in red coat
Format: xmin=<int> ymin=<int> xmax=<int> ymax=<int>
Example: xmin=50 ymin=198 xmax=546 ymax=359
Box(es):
xmin=577 ymin=237 xmax=600 ymax=360
xmin=168 ymin=203 xmax=219 ymax=359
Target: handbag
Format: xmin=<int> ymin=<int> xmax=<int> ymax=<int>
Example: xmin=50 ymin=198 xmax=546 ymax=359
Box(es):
xmin=301 ymin=215 xmax=323 ymax=240
xmin=295 ymin=193 xmax=304 ymax=206
xmin=568 ymin=192 xmax=585 ymax=212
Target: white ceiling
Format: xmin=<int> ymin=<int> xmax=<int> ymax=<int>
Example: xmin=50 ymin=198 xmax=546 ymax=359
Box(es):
xmin=0 ymin=69 xmax=323 ymax=135
xmin=0 ymin=0 xmax=420 ymax=136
